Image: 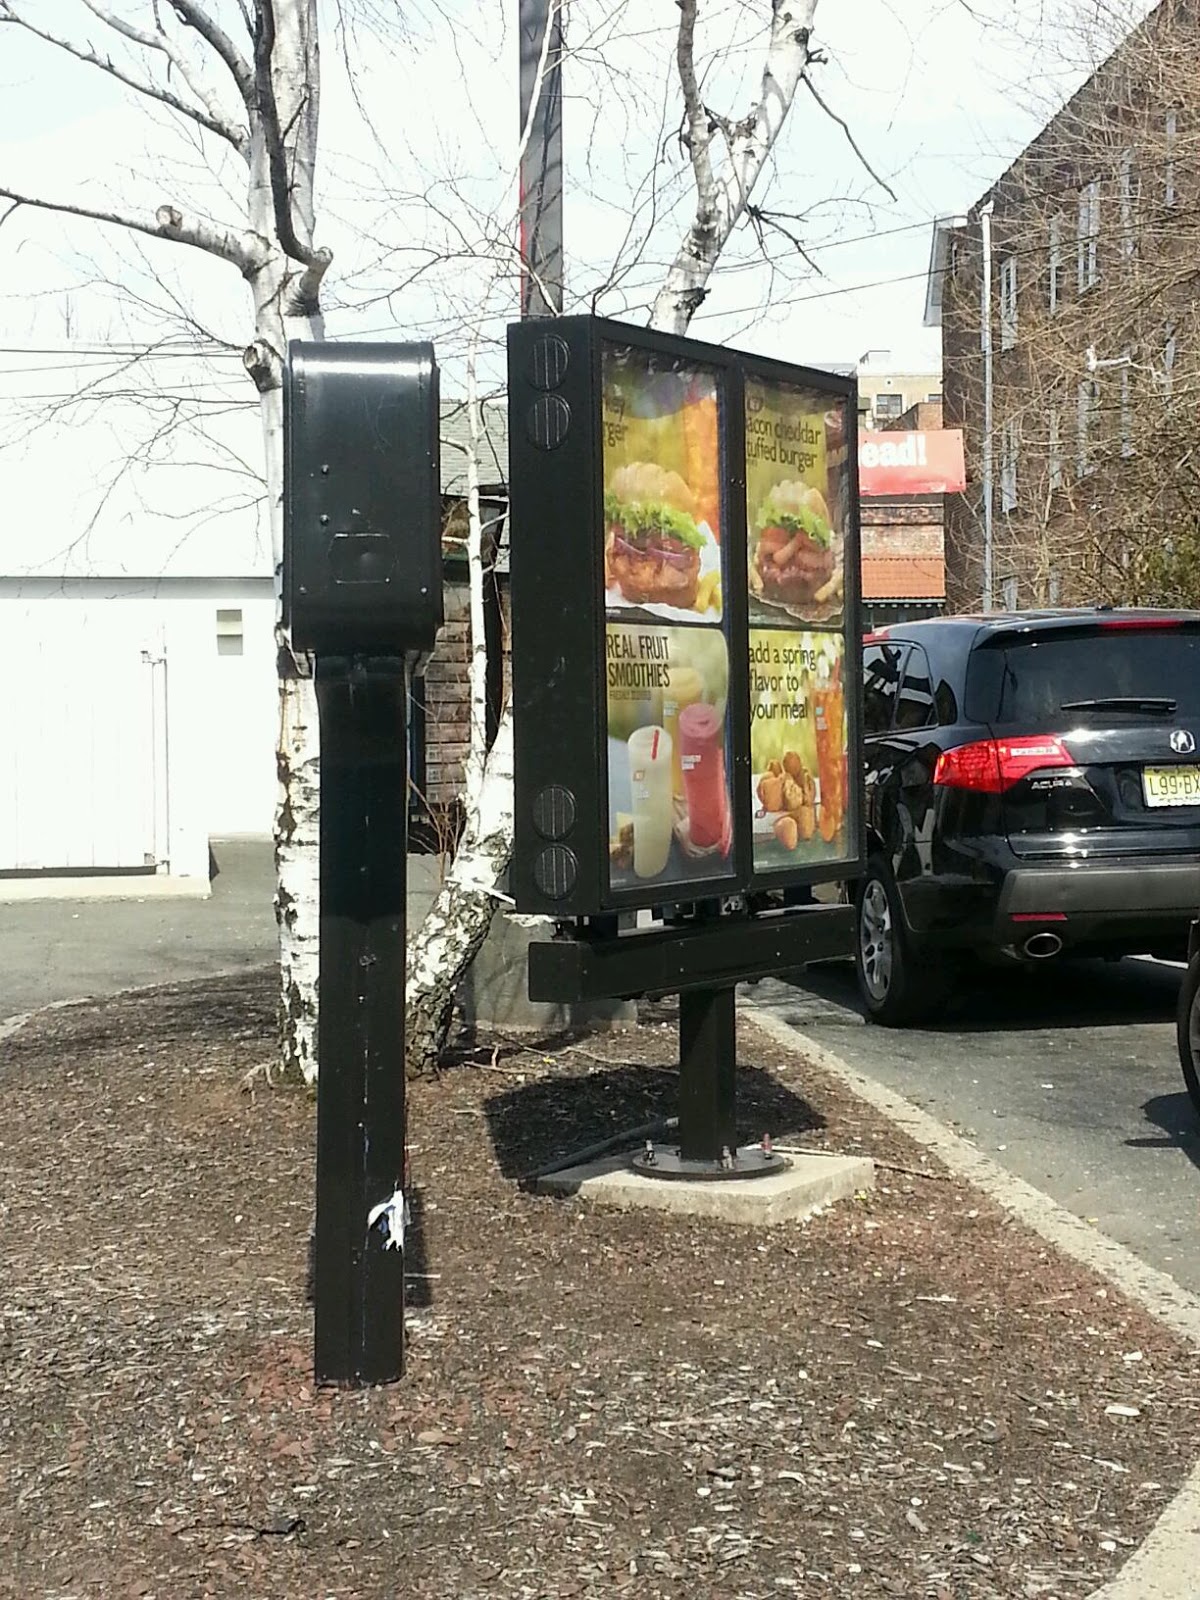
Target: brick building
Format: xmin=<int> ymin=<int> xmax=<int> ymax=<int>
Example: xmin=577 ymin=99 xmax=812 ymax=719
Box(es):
xmin=860 ymin=399 xmax=946 ymax=629
xmin=931 ymin=0 xmax=1196 ymax=612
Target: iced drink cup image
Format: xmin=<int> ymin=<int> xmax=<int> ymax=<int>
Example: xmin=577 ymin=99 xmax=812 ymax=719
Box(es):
xmin=679 ymin=701 xmax=731 ymax=853
xmin=627 ymin=725 xmax=674 ymax=878
xmin=661 ymin=663 xmax=704 ymax=801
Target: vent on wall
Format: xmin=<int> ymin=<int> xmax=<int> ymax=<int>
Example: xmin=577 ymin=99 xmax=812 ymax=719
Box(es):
xmin=216 ymin=608 xmax=244 ymax=656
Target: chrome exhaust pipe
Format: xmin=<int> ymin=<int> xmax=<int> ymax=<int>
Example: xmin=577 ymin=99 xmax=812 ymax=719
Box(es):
xmin=1023 ymin=931 xmax=1063 ymax=960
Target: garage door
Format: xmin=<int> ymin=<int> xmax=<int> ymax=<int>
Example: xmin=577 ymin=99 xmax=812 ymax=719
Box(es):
xmin=0 ymin=606 xmax=165 ymax=872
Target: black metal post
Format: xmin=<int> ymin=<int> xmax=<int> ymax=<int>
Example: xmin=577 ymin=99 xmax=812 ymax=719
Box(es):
xmin=518 ymin=0 xmax=564 ymax=318
xmin=677 ymin=986 xmax=738 ymax=1164
xmin=313 ymin=654 xmax=409 ymax=1386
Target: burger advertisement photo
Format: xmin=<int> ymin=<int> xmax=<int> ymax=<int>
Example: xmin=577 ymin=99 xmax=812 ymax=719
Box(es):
xmin=602 ymin=349 xmax=724 ymax=624
xmin=746 ymin=375 xmax=849 ymax=628
xmin=506 ymin=313 xmax=862 ymax=921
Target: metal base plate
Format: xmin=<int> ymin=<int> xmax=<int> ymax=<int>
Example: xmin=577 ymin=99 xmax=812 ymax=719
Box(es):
xmin=630 ymin=1144 xmax=791 ymax=1183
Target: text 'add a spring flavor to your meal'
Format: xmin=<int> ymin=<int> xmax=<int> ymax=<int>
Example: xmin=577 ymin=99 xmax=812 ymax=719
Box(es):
xmin=602 ymin=345 xmax=724 ymax=625
xmin=750 ymin=631 xmax=849 ymax=870
xmin=606 ymin=623 xmax=733 ymax=892
xmin=746 ymin=377 xmax=849 ymax=628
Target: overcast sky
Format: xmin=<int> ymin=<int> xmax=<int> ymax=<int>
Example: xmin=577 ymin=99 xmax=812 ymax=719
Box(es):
xmin=0 ymin=0 xmax=1126 ymax=373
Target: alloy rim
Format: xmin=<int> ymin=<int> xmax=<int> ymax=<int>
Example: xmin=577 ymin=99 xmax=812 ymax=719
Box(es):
xmin=860 ymin=878 xmax=893 ymax=1002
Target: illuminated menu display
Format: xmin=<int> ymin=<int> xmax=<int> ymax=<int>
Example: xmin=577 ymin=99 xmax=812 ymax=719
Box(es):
xmin=507 ymin=315 xmax=861 ymax=919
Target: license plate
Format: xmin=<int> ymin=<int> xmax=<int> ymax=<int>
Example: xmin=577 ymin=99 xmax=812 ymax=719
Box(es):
xmin=1143 ymin=765 xmax=1200 ymax=807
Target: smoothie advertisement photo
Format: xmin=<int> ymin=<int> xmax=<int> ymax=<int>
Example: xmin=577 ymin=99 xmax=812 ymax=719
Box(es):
xmin=506 ymin=314 xmax=863 ymax=921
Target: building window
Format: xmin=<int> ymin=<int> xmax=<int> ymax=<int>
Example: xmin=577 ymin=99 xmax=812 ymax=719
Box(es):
xmin=1077 ymin=180 xmax=1100 ymax=291
xmin=1120 ymin=361 xmax=1134 ymax=456
xmin=1077 ymin=380 xmax=1099 ymax=476
xmin=874 ymin=393 xmax=904 ymax=420
xmin=1000 ymin=418 xmax=1018 ymax=511
xmin=1166 ymin=109 xmax=1177 ymax=207
xmin=1048 ymin=214 xmax=1062 ymax=313
xmin=1000 ymin=575 xmax=1019 ymax=611
xmin=1048 ymin=406 xmax=1063 ymax=489
xmin=216 ymin=608 xmax=244 ymax=657
xmin=1119 ymin=148 xmax=1137 ymax=259
xmin=999 ymin=255 xmax=1017 ymax=350
xmin=926 ymin=391 xmax=943 ymax=403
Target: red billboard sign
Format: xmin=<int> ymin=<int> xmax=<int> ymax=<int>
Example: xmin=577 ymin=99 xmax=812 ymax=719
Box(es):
xmin=858 ymin=429 xmax=965 ymax=496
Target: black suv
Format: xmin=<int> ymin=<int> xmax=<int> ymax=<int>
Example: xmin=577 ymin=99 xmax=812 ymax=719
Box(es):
xmin=857 ymin=608 xmax=1200 ymax=1023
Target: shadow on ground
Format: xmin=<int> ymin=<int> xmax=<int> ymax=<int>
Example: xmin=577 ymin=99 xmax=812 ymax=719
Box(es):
xmin=1131 ymin=1090 xmax=1200 ymax=1173
xmin=481 ymin=1058 xmax=825 ymax=1182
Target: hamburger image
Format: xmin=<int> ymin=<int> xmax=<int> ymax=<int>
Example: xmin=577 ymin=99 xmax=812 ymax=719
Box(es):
xmin=750 ymin=479 xmax=835 ymax=609
xmin=605 ymin=461 xmax=705 ymax=611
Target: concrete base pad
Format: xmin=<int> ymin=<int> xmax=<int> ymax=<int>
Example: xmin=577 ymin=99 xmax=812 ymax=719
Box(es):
xmin=534 ymin=1145 xmax=874 ymax=1225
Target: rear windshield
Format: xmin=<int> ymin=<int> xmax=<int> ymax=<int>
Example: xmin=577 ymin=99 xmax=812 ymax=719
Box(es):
xmin=966 ymin=626 xmax=1200 ymax=727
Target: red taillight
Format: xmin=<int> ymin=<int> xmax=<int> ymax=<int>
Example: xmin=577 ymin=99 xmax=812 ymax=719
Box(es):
xmin=1097 ymin=617 xmax=1181 ymax=631
xmin=934 ymin=735 xmax=1075 ymax=793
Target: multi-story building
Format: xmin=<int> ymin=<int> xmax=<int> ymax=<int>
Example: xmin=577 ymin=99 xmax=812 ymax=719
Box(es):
xmin=857 ymin=350 xmax=943 ymax=430
xmin=929 ymin=0 xmax=1197 ymax=613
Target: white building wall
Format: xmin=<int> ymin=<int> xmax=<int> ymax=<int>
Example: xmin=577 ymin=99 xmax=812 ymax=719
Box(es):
xmin=0 ymin=579 xmax=276 ymax=878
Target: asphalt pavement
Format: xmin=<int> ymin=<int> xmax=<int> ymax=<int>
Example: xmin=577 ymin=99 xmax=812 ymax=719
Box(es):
xmin=757 ymin=953 xmax=1200 ymax=1293
xmin=0 ymin=837 xmax=277 ymax=1019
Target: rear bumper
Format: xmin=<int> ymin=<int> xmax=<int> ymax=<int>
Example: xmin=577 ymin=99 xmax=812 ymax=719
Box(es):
xmin=995 ymin=857 xmax=1200 ymax=951
xmin=900 ymin=852 xmax=1200 ymax=955
xmin=999 ymin=858 xmax=1200 ymax=917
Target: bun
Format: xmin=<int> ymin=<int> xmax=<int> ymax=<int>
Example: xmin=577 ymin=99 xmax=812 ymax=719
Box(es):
xmin=610 ymin=461 xmax=697 ymax=517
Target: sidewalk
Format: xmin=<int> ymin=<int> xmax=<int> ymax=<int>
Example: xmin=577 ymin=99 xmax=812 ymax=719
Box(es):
xmin=1 ymin=972 xmax=1198 ymax=1598
xmin=0 ymin=836 xmax=276 ymax=1018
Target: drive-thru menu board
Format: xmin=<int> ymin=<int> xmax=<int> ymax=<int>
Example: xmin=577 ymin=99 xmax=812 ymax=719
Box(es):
xmin=508 ymin=315 xmax=861 ymax=919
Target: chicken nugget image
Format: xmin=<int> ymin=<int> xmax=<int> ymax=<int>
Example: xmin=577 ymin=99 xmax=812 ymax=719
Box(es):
xmin=782 ymin=750 xmax=804 ymax=782
xmin=774 ymin=815 xmax=799 ymax=851
xmin=758 ymin=773 xmax=785 ymax=812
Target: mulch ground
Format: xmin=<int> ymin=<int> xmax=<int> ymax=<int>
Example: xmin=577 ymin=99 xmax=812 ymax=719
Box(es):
xmin=2 ymin=968 xmax=1199 ymax=1600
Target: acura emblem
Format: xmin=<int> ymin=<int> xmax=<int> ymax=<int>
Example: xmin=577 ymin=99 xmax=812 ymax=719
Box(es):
xmin=1170 ymin=729 xmax=1196 ymax=754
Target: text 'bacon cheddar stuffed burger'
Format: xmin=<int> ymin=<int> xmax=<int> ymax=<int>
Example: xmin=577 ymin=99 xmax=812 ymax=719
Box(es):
xmin=604 ymin=461 xmax=706 ymax=611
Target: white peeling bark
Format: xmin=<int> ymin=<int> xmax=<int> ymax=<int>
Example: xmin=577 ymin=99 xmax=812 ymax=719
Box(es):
xmin=242 ymin=0 xmax=328 ymax=1085
xmin=406 ymin=706 xmax=515 ymax=1078
xmin=650 ymin=0 xmax=819 ymax=335
xmin=462 ymin=348 xmax=491 ymax=813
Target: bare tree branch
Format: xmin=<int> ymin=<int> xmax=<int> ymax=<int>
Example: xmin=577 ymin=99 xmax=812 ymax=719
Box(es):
xmin=77 ymin=0 xmax=251 ymax=155
xmin=253 ymin=0 xmax=324 ymax=269
xmin=675 ymin=0 xmax=717 ymax=223
xmin=801 ymin=74 xmax=897 ymax=203
xmin=0 ymin=3 xmax=247 ymax=152
xmin=0 ymin=185 xmax=267 ymax=272
xmin=169 ymin=0 xmax=256 ymax=107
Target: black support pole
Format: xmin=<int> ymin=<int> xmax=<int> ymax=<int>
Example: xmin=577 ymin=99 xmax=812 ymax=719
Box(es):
xmin=677 ymin=986 xmax=738 ymax=1164
xmin=313 ymin=654 xmax=409 ymax=1386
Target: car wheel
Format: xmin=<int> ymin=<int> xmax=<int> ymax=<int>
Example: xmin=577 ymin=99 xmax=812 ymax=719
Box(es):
xmin=855 ymin=856 xmax=946 ymax=1026
xmin=1176 ymin=956 xmax=1200 ymax=1118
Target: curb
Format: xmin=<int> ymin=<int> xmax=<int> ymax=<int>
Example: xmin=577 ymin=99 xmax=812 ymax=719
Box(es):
xmin=745 ymin=1005 xmax=1200 ymax=1600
